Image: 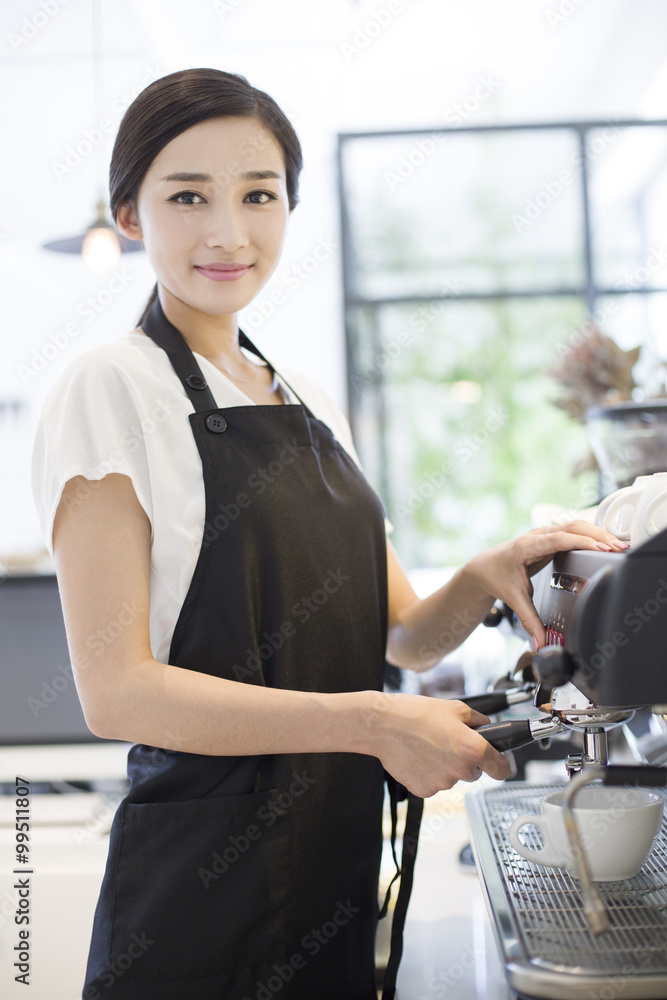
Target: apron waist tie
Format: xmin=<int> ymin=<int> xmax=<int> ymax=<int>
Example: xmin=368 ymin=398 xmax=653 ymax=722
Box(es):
xmin=380 ymin=776 xmax=424 ymax=1000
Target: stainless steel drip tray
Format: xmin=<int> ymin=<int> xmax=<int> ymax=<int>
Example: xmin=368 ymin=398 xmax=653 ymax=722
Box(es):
xmin=466 ymin=782 xmax=667 ymax=1000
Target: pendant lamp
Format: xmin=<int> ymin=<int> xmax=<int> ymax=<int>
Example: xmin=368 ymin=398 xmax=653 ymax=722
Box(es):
xmin=42 ymin=0 xmax=143 ymax=271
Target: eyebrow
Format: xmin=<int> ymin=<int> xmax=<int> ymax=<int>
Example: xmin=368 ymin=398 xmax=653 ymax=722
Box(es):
xmin=160 ymin=170 xmax=282 ymax=183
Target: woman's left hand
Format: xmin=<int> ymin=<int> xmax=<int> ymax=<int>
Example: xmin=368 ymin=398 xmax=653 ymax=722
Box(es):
xmin=463 ymin=520 xmax=628 ymax=649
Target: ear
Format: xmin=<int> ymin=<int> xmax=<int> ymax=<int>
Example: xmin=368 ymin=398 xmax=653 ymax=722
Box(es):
xmin=116 ymin=201 xmax=143 ymax=241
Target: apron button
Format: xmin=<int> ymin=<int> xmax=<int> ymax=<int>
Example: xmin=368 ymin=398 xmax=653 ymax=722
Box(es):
xmin=206 ymin=413 xmax=228 ymax=433
xmin=185 ymin=374 xmax=208 ymax=390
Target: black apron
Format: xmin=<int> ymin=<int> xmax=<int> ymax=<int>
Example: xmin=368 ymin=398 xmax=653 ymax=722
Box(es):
xmin=82 ymin=297 xmax=419 ymax=1000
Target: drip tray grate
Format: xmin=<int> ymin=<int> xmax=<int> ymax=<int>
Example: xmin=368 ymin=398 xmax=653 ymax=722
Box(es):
xmin=466 ymin=782 xmax=667 ymax=999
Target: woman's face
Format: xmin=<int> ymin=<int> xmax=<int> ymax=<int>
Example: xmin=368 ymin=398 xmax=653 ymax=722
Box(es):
xmin=118 ymin=116 xmax=290 ymax=318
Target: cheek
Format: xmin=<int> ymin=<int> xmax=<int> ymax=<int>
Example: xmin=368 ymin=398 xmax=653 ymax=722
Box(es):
xmin=258 ymin=214 xmax=289 ymax=257
xmin=144 ymin=214 xmax=195 ymax=270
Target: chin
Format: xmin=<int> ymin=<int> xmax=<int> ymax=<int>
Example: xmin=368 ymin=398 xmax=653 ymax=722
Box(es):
xmin=166 ymin=281 xmax=254 ymax=317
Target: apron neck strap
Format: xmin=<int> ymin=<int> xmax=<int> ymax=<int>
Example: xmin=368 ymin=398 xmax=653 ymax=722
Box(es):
xmin=141 ymin=294 xmax=310 ymax=412
xmin=237 ymin=330 xmax=310 ymax=410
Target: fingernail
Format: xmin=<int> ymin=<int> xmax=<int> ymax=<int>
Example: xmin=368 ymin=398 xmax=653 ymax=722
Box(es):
xmin=532 ymin=636 xmax=539 ymax=652
xmin=596 ymin=542 xmax=612 ymax=551
xmin=613 ymin=540 xmax=630 ymax=548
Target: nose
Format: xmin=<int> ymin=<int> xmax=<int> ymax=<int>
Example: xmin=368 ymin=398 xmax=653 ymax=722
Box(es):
xmin=204 ymin=199 xmax=249 ymax=253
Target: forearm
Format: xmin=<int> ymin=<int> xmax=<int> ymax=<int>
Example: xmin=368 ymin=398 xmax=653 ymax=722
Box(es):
xmin=90 ymin=656 xmax=377 ymax=756
xmin=90 ymin=660 xmax=510 ymax=790
xmin=386 ymin=564 xmax=495 ymax=671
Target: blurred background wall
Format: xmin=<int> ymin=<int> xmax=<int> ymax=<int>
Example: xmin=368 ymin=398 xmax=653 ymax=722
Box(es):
xmin=1 ymin=0 xmax=667 ymax=568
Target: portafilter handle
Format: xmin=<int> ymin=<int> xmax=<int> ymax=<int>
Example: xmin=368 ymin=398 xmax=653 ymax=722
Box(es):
xmin=460 ymin=689 xmax=534 ymax=716
xmin=476 ymin=715 xmax=567 ymax=752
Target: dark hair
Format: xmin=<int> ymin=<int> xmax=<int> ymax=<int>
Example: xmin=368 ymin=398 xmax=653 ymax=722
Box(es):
xmin=108 ymin=68 xmax=303 ymax=325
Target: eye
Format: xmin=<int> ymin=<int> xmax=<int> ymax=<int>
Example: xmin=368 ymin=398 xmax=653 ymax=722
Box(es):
xmin=168 ymin=190 xmax=206 ymax=205
xmin=245 ymin=190 xmax=277 ymax=205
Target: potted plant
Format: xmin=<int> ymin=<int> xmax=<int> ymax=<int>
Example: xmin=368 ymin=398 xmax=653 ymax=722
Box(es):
xmin=549 ymin=320 xmax=667 ymax=494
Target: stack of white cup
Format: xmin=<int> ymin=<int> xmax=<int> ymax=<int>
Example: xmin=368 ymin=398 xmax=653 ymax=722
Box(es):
xmin=595 ymin=472 xmax=667 ymax=545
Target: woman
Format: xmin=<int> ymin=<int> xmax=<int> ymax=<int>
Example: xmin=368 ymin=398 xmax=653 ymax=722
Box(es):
xmin=32 ymin=68 xmax=627 ymax=1000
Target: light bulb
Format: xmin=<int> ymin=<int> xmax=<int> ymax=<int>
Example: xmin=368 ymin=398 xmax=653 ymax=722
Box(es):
xmin=450 ymin=381 xmax=483 ymax=404
xmin=82 ymin=226 xmax=121 ymax=271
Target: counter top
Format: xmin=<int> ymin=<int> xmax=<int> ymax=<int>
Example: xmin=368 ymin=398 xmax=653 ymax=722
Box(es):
xmin=384 ymin=780 xmax=512 ymax=1000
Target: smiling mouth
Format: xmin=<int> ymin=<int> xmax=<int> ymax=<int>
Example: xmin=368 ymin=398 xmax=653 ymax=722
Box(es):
xmin=194 ymin=263 xmax=253 ymax=281
xmin=195 ymin=262 xmax=253 ymax=271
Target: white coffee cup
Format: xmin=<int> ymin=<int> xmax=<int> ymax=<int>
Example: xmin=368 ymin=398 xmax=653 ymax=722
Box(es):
xmin=508 ymin=785 xmax=663 ymax=881
xmin=631 ymin=472 xmax=667 ymax=546
xmin=594 ymin=476 xmax=653 ymax=540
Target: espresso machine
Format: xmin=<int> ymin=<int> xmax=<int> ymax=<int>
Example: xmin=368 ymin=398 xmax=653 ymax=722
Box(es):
xmin=465 ymin=526 xmax=667 ymax=999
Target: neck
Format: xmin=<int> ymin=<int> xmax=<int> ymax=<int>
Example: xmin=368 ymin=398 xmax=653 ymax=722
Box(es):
xmin=158 ymin=284 xmax=242 ymax=360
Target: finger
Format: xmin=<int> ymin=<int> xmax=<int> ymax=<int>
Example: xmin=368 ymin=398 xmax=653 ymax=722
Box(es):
xmin=501 ymin=584 xmax=545 ymax=648
xmin=463 ymin=766 xmax=483 ymax=783
xmin=566 ymin=521 xmax=629 ymax=551
xmin=517 ymin=605 xmax=546 ymax=649
xmin=563 ymin=518 xmax=624 ymax=539
xmin=442 ymin=700 xmax=491 ymax=728
xmin=534 ymin=521 xmax=629 ymax=552
xmin=481 ymin=745 xmax=511 ymax=781
xmin=470 ymin=729 xmax=511 ymax=780
xmin=515 ymin=525 xmax=628 ymax=644
xmin=526 ymin=554 xmax=557 ymax=577
xmin=514 ymin=533 xmax=620 ymax=585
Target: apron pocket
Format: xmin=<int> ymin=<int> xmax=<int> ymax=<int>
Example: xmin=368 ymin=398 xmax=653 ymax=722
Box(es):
xmin=109 ymin=787 xmax=290 ymax=980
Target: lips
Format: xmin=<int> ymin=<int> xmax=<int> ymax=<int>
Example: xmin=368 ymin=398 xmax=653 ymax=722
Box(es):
xmin=196 ymin=262 xmax=252 ymax=271
xmin=194 ymin=263 xmax=253 ymax=282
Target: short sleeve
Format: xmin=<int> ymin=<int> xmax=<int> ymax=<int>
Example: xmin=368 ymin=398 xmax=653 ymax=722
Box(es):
xmin=31 ymin=351 xmax=154 ymax=558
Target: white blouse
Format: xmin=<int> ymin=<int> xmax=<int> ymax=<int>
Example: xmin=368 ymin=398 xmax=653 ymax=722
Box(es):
xmin=31 ymin=329 xmax=386 ymax=665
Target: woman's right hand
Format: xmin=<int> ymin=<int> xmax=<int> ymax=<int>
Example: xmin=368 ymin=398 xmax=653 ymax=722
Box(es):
xmin=366 ymin=691 xmax=510 ymax=798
